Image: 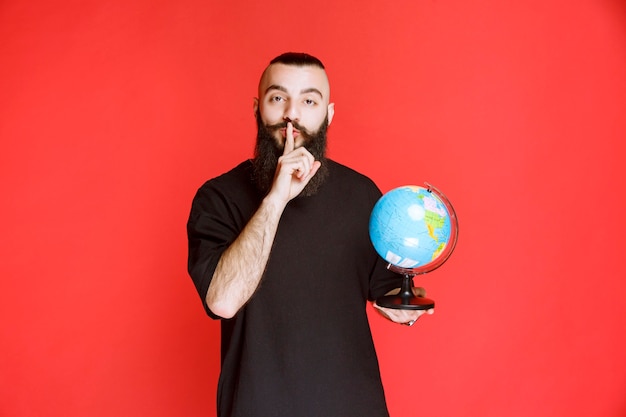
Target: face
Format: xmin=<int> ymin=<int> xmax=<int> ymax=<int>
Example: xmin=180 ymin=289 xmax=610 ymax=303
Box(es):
xmin=252 ymin=109 xmax=330 ymax=197
xmin=251 ymin=63 xmax=335 ymax=197
xmin=254 ymin=63 xmax=335 ymax=149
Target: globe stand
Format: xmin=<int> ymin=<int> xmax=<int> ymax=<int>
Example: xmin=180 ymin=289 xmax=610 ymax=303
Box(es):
xmin=376 ymin=272 xmax=435 ymax=310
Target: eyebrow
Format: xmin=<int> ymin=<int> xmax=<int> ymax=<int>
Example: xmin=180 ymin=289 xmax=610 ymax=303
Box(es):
xmin=265 ymin=84 xmax=324 ymax=99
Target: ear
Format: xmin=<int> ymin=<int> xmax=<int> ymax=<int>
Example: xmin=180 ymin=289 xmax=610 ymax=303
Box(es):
xmin=253 ymin=97 xmax=259 ymax=115
xmin=327 ymin=102 xmax=335 ymax=125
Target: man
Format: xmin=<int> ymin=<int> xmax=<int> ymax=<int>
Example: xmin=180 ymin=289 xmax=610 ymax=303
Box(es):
xmin=187 ymin=52 xmax=433 ymax=417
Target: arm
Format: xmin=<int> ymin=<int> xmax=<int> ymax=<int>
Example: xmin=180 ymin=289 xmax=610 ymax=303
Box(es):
xmin=206 ymin=196 xmax=283 ymax=318
xmin=206 ymin=123 xmax=321 ymax=318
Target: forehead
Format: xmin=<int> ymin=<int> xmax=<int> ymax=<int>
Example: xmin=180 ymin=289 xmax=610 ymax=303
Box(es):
xmin=258 ymin=63 xmax=330 ymax=101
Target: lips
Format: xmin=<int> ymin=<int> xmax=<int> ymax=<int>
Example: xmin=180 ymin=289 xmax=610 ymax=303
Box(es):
xmin=279 ymin=127 xmax=300 ymax=138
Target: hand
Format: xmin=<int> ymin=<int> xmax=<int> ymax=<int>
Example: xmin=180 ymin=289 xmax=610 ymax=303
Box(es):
xmin=373 ymin=287 xmax=434 ymax=326
xmin=267 ymin=122 xmax=321 ymax=204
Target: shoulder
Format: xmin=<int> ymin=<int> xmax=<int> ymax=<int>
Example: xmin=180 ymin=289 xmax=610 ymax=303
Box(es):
xmin=198 ymin=160 xmax=253 ymax=191
xmin=326 ymin=159 xmax=382 ymax=199
xmin=327 ymin=159 xmax=377 ymax=185
xmin=190 ymin=160 xmax=260 ymax=216
xmin=194 ymin=160 xmax=257 ymax=200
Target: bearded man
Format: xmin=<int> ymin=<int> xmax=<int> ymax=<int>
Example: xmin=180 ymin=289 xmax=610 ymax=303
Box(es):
xmin=187 ymin=52 xmax=432 ymax=417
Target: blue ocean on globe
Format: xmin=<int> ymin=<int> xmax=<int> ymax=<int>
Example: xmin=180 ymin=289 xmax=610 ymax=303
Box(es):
xmin=369 ymin=185 xmax=453 ymax=270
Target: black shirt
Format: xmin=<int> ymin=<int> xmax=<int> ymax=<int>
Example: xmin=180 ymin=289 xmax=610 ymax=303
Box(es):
xmin=188 ymin=159 xmax=399 ymax=417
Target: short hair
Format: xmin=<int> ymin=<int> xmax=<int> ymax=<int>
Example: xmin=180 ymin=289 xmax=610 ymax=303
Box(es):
xmin=269 ymin=52 xmax=325 ymax=69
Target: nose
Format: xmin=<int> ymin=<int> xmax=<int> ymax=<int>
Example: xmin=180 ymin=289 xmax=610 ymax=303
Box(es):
xmin=283 ymin=102 xmax=300 ymax=123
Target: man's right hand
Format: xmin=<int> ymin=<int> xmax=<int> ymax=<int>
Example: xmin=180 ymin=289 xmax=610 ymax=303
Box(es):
xmin=267 ymin=122 xmax=321 ymax=205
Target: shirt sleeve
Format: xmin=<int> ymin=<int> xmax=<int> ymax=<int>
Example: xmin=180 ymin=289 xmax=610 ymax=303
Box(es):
xmin=368 ymin=256 xmax=403 ymax=301
xmin=187 ymin=182 xmax=238 ymax=319
xmin=364 ymin=179 xmax=404 ymax=301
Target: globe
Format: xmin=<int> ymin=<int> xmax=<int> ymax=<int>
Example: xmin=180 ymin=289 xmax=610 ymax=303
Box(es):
xmin=369 ymin=184 xmax=458 ymax=275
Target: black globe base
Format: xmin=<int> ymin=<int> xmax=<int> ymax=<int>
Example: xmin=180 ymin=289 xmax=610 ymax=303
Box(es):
xmin=376 ymin=274 xmax=435 ymax=310
xmin=376 ymin=294 xmax=435 ymax=310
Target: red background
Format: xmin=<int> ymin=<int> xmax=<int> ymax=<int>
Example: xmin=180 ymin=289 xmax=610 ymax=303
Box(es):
xmin=2 ymin=1 xmax=626 ymax=416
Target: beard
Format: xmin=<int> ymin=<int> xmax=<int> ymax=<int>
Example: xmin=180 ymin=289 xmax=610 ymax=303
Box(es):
xmin=252 ymin=110 xmax=329 ymax=197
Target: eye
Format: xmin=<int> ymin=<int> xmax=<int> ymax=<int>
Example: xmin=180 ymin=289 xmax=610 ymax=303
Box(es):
xmin=271 ymin=96 xmax=285 ymax=103
xmin=304 ymin=98 xmax=316 ymax=106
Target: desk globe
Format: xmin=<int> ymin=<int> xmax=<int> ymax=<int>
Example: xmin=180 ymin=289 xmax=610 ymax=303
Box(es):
xmin=369 ymin=183 xmax=459 ymax=309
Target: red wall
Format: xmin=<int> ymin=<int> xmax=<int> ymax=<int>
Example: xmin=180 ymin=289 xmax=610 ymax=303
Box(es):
xmin=2 ymin=1 xmax=625 ymax=416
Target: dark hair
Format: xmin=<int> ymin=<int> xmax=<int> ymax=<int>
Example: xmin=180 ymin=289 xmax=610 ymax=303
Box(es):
xmin=269 ymin=52 xmax=325 ymax=69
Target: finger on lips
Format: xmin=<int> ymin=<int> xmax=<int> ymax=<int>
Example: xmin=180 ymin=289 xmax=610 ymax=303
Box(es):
xmin=284 ymin=122 xmax=295 ymax=155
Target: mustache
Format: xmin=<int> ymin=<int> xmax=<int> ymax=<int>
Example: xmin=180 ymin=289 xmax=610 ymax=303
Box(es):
xmin=265 ymin=120 xmax=312 ymax=135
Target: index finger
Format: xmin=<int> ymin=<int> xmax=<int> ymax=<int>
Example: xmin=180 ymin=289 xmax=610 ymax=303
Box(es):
xmin=283 ymin=122 xmax=294 ymax=156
